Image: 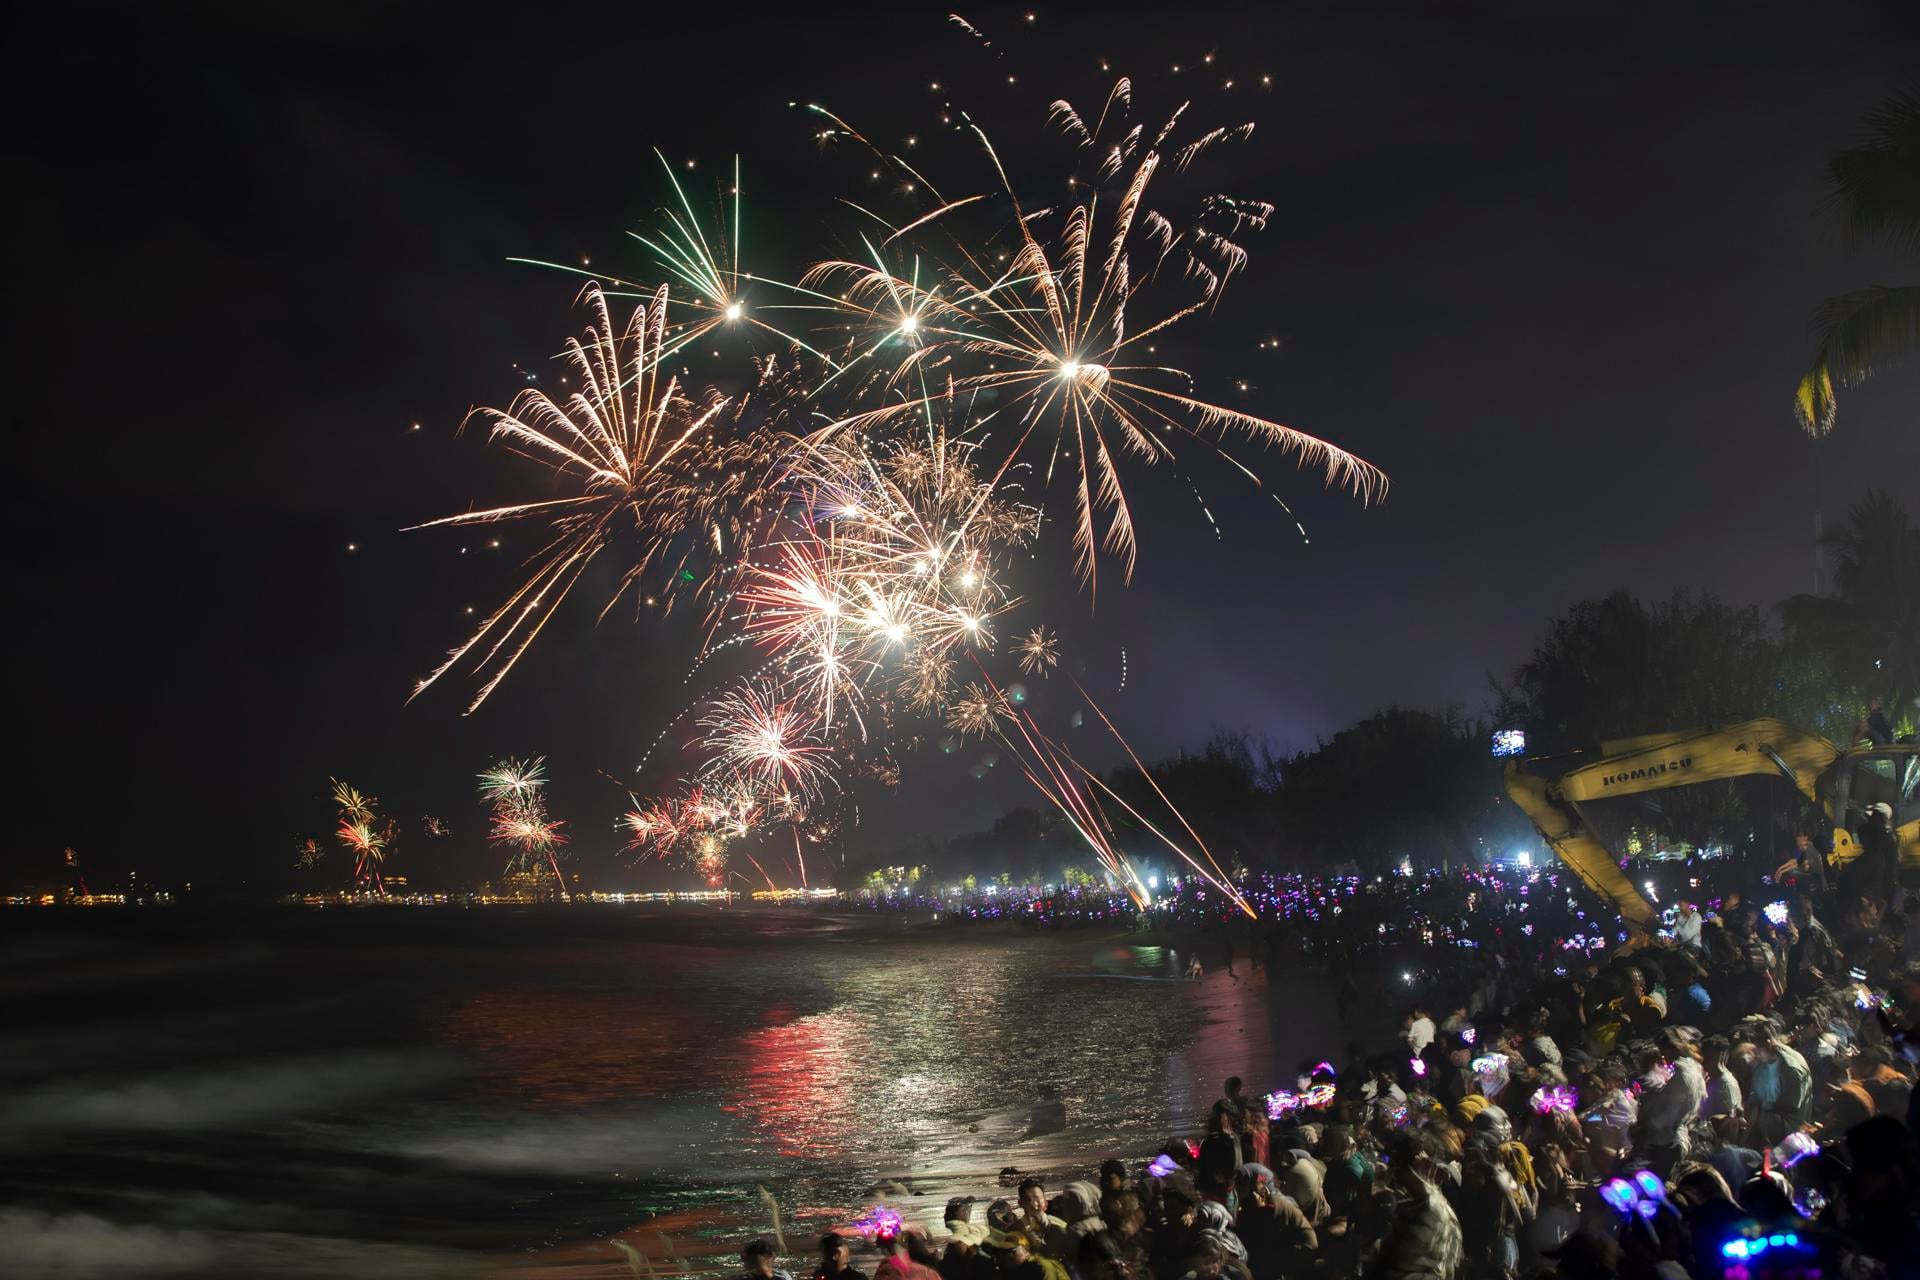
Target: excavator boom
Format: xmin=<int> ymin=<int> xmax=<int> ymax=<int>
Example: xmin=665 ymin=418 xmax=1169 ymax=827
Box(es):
xmin=1505 ymin=717 xmax=1916 ymax=943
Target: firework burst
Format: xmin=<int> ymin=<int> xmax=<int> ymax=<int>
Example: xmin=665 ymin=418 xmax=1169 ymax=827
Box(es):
xmin=479 ymin=756 xmax=548 ymax=806
xmin=480 ymin=758 xmax=570 ymax=898
xmin=1016 ymin=625 xmax=1058 ymax=675
xmin=803 ymin=80 xmax=1384 ymax=591
xmin=945 ymin=681 xmax=1012 ymax=738
xmin=408 ymin=284 xmax=790 ymax=712
xmin=698 ymin=681 xmax=837 ymax=803
xmin=418 ymin=56 xmax=1385 ymax=890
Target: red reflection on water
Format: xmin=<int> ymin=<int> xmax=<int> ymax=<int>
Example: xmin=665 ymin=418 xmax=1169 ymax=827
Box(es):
xmin=723 ymin=1006 xmax=868 ymax=1157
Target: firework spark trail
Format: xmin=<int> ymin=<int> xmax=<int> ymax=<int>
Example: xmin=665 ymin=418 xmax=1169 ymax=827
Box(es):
xmin=1068 ymin=676 xmax=1253 ymax=917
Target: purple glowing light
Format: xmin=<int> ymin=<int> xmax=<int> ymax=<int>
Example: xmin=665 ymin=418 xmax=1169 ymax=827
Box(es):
xmin=853 ymin=1206 xmax=904 ymax=1239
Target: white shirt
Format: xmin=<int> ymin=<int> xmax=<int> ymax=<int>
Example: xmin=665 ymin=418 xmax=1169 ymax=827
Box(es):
xmin=1675 ymin=910 xmax=1703 ymax=950
xmin=1408 ymin=1016 xmax=1436 ymax=1055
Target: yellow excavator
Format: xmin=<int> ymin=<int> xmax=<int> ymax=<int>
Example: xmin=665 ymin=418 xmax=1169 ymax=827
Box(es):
xmin=1505 ymin=718 xmax=1918 ymax=940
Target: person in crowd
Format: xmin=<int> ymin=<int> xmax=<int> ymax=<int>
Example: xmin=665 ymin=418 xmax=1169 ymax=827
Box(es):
xmin=1241 ymin=1102 xmax=1270 ymax=1170
xmin=1697 ymin=1033 xmax=1744 ymax=1145
xmin=1633 ymin=1028 xmax=1705 ymax=1173
xmin=1581 ymin=1059 xmax=1637 ymax=1173
xmin=1076 ymin=1231 xmax=1138 ymax=1280
xmin=815 ymin=1235 xmax=865 ymax=1280
xmin=1854 ymin=1042 xmax=1913 ymax=1118
xmin=1230 ymin=1164 xmax=1314 ymax=1280
xmin=1407 ymin=1005 xmax=1437 ymax=1058
xmin=1014 ymin=1178 xmax=1071 ymax=1259
xmin=936 ymin=1223 xmax=993 ymax=1280
xmin=1778 ymin=830 xmax=1831 ymax=894
xmin=1000 ymin=1232 xmax=1070 ymax=1280
xmin=1854 ymin=695 xmax=1896 ymax=748
xmin=1750 ymin=1024 xmax=1814 ymax=1146
xmin=1097 ymin=1190 xmax=1151 ymax=1278
xmin=1787 ymin=895 xmax=1843 ymax=998
xmin=1148 ymin=1180 xmax=1201 ymax=1279
xmin=1197 ymin=1110 xmax=1246 ymax=1202
xmin=1673 ymin=900 xmax=1704 ymax=951
xmin=736 ymin=854 xmax=1920 ymax=1280
xmin=1055 ymin=1181 xmax=1106 ymax=1243
xmin=1521 ymin=1009 xmax=1563 ymax=1074
xmin=1374 ymin=1129 xmax=1464 ymax=1280
xmin=1210 ymin=1077 xmax=1248 ymax=1128
xmin=1455 ymin=1145 xmax=1528 ymax=1280
xmin=739 ymin=1239 xmax=795 ymax=1280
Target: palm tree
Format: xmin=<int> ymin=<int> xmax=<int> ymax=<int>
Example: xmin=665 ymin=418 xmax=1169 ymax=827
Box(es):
xmin=1779 ymin=490 xmax=1919 ymax=730
xmin=1793 ymin=90 xmax=1920 ymax=434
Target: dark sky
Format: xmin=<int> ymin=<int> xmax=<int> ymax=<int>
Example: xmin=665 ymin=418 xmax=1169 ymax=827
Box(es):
xmin=10 ymin=2 xmax=1917 ymax=890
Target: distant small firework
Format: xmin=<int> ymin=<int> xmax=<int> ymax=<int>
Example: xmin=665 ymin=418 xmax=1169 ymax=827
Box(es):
xmin=328 ymin=779 xmax=391 ymax=890
xmin=337 ymin=817 xmax=388 ymax=881
xmin=480 ymin=757 xmax=569 ymax=897
xmin=1016 ymin=625 xmax=1058 ymax=675
xmin=946 ymin=682 xmax=1012 ymax=738
xmin=421 ymin=815 xmax=449 ymax=838
xmin=331 ymin=779 xmax=375 ymax=825
xmin=489 ymin=802 xmax=567 ymax=857
xmin=295 ymin=837 xmax=324 ymax=870
xmin=478 ymin=756 xmax=548 ymax=806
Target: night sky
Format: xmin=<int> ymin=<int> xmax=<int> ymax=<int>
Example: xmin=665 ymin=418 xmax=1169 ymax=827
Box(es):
xmin=10 ymin=2 xmax=1917 ymax=891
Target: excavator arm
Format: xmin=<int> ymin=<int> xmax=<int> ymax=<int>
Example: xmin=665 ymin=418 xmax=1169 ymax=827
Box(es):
xmin=1506 ymin=719 xmax=1846 ymax=942
xmin=1504 ymin=763 xmax=1662 ymax=938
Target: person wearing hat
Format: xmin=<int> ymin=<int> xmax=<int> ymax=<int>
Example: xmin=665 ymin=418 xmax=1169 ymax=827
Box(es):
xmin=999 ymin=1232 xmax=1070 ymax=1280
xmin=1054 ymin=1182 xmax=1107 ymax=1243
xmin=815 ymin=1235 xmax=865 ymax=1280
xmin=937 ymin=1222 xmax=995 ymax=1280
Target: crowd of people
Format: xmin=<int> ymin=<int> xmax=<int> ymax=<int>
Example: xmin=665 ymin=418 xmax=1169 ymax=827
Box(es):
xmin=746 ymin=857 xmax=1919 ymax=1280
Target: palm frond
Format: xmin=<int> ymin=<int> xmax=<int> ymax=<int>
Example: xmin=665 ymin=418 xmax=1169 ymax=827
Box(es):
xmin=1792 ymin=285 xmax=1920 ymax=433
xmin=1829 ymin=89 xmax=1920 ymax=256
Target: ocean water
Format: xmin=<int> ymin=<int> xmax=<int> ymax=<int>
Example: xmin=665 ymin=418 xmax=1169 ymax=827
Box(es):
xmin=0 ymin=908 xmax=1339 ymax=1278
